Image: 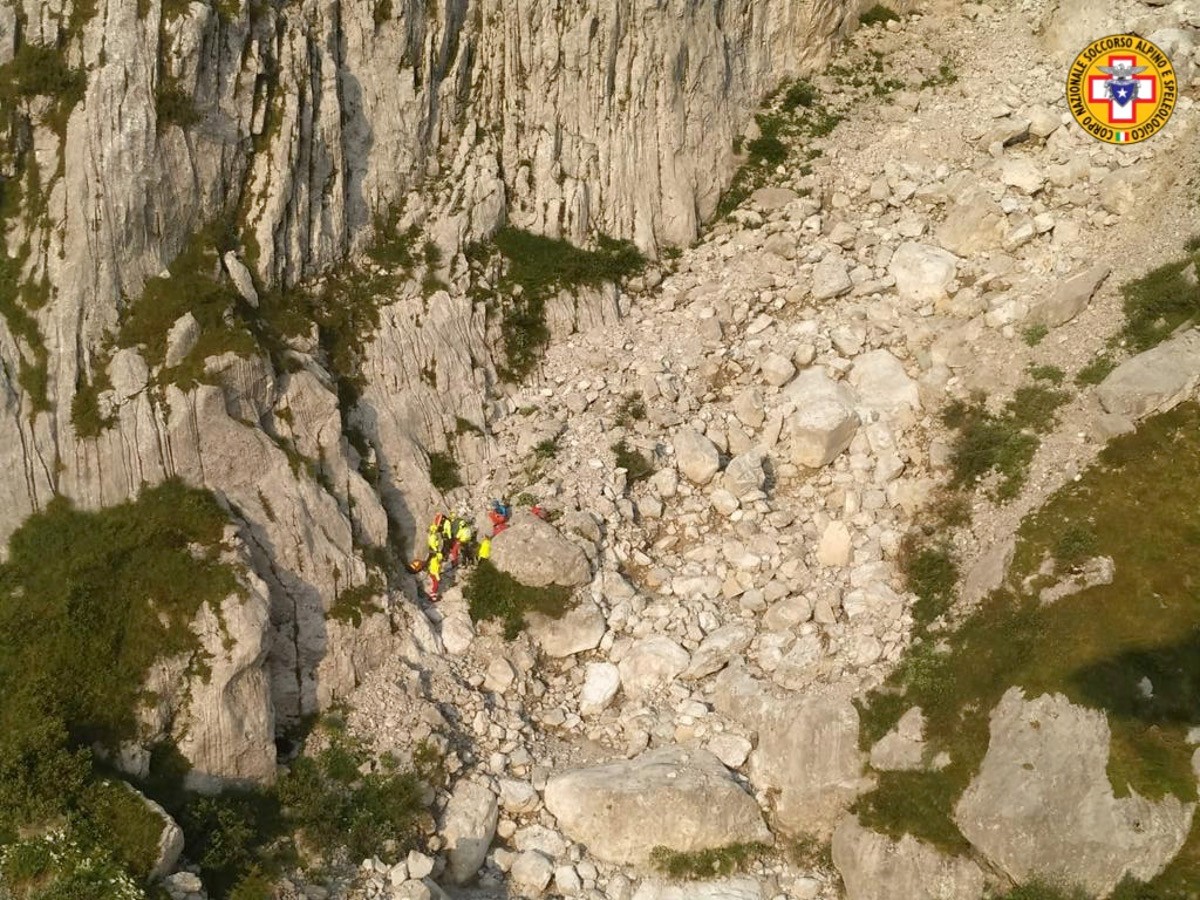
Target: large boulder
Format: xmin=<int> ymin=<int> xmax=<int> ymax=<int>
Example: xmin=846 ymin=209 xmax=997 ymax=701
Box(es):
xmin=889 ymin=242 xmax=958 ymax=303
xmin=783 ymin=370 xmax=860 ymax=469
xmin=1096 ymin=329 xmax=1200 ymax=421
xmin=832 ymin=817 xmax=985 ymax=900
xmin=673 ymin=429 xmax=722 ymax=485
xmin=544 ymin=748 xmax=772 ymax=864
xmin=441 ymin=780 xmax=499 ymax=884
xmin=713 ymin=667 xmax=869 ymax=834
xmin=1028 ymin=265 xmax=1110 ymax=327
xmin=954 ymin=689 xmax=1195 ymax=896
xmin=490 ymin=510 xmax=590 ymax=588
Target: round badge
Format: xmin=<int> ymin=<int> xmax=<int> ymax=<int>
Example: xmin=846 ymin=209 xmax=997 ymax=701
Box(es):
xmin=1065 ymin=34 xmax=1177 ymax=145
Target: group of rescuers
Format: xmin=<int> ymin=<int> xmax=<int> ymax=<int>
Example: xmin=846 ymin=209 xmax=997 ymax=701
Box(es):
xmin=408 ymin=498 xmax=545 ymax=600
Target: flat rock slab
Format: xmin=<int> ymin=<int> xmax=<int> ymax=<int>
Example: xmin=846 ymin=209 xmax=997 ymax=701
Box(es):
xmin=1097 ymin=329 xmax=1200 ymax=421
xmin=544 ymin=747 xmax=771 ymax=864
xmin=632 ymin=877 xmax=763 ymax=900
xmin=833 ymin=817 xmax=985 ymax=900
xmin=955 ymin=688 xmax=1194 ymax=896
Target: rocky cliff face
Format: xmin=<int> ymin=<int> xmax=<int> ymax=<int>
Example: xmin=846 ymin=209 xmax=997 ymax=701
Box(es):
xmin=0 ymin=0 xmax=852 ymax=737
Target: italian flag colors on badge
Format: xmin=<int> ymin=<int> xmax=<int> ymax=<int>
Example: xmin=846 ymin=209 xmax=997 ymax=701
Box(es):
xmin=1114 ymin=130 xmax=1132 ymax=142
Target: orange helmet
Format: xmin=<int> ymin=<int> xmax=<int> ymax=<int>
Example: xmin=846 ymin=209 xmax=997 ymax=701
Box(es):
xmin=407 ymin=559 xmax=426 ymax=573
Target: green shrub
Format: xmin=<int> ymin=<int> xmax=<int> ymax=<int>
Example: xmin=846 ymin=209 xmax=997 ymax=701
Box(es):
xmin=612 ymin=439 xmax=655 ymax=483
xmin=156 ymin=78 xmax=200 ymax=131
xmin=463 ymin=559 xmax=572 ymax=639
xmin=859 ymin=4 xmax=899 ymax=26
xmin=534 ymin=436 xmax=560 ymax=460
xmin=328 ymin=578 xmax=382 ymax=627
xmin=942 ymin=385 xmax=1066 ymax=500
xmin=71 ymin=367 xmax=115 ymax=438
xmin=746 ymin=134 xmax=787 ymax=166
xmin=1029 ymin=364 xmax=1065 ymax=385
xmin=649 ymin=843 xmax=770 ymax=880
xmin=74 ymin=780 xmax=167 ymax=880
xmin=1022 ymin=323 xmax=1049 ymax=346
xmin=781 ymin=79 xmax=818 ymax=111
xmin=179 ymin=790 xmax=281 ymax=898
xmin=1006 ymin=385 xmax=1069 ymax=433
xmin=1053 ymin=524 xmax=1099 ymax=565
xmin=921 ymin=62 xmax=958 ymax=88
xmin=428 ymin=450 xmax=462 ymax=492
xmin=1076 ymin=354 xmax=1117 ymax=386
xmin=0 ymin=829 xmax=148 ymax=900
xmin=1120 ymin=256 xmax=1200 ymax=352
xmin=275 ymin=736 xmax=423 ymax=865
xmin=614 ymin=393 xmax=647 ymax=427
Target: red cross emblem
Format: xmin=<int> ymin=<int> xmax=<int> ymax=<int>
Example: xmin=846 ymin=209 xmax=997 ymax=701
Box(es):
xmin=1087 ymin=54 xmax=1157 ymax=124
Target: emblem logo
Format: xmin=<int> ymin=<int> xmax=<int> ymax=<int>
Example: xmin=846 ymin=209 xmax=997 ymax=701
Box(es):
xmin=1066 ymin=34 xmax=1177 ymax=145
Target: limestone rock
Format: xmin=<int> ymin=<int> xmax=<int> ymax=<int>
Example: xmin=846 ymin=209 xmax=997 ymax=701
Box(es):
xmin=783 ymin=370 xmax=860 ymax=469
xmin=618 ymin=636 xmax=690 ymax=697
xmin=849 ymin=350 xmax=920 ymax=415
xmin=714 ymin=669 xmax=869 ymax=834
xmin=724 ymin=450 xmax=767 ymax=496
xmin=223 ymin=251 xmax=259 ymax=307
xmin=442 ymin=780 xmax=499 ymax=884
xmin=685 ymin=624 xmax=754 ymax=679
xmin=674 ymin=429 xmax=722 ymax=485
xmin=751 ymin=187 xmax=799 ymax=211
xmin=817 ymin=521 xmax=853 ymax=567
xmin=890 ymin=243 xmax=959 ymax=303
xmin=761 ymin=352 xmax=797 ymax=387
xmin=526 ymin=598 xmax=606 ymax=657
xmin=631 ymin=878 xmax=763 ymax=900
xmin=134 ymin=788 xmax=185 ymax=879
xmin=491 ymin=510 xmax=590 ymax=588
xmin=812 ymin=255 xmax=853 ymax=301
xmin=164 ymin=313 xmax=201 ymax=368
xmin=511 ymin=850 xmax=555 ymax=893
xmin=955 ymin=688 xmax=1195 ymax=895
xmin=580 ymin=662 xmax=621 ymax=715
xmin=544 ymin=748 xmax=772 ymax=864
xmin=936 ymin=192 xmax=1008 ymax=256
xmin=869 ymin=707 xmax=927 ymax=772
xmin=963 ymin=537 xmax=1016 ymax=604
xmin=833 ymin=817 xmax=985 ymax=900
xmin=1100 ymin=168 xmax=1140 ymax=215
xmin=1097 ymin=330 xmax=1200 ymax=421
xmin=1029 ymin=265 xmax=1110 ymax=327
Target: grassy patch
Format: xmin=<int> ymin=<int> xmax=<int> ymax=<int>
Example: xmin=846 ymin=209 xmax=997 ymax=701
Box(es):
xmin=942 ymin=386 xmax=1067 ymax=500
xmin=534 ymin=435 xmax=560 ymax=460
xmin=156 ymin=77 xmax=200 ymax=131
xmin=649 ymin=843 xmax=770 ymax=881
xmin=0 ymin=481 xmax=243 ymax=893
xmin=463 ymin=559 xmax=572 ymax=639
xmin=854 ymin=403 xmax=1200 ymax=878
xmin=716 ymin=78 xmax=846 ymax=218
xmin=859 ymin=4 xmax=899 ymax=26
xmin=428 ymin=450 xmax=462 ymax=492
xmin=473 ymin=227 xmax=645 ymax=381
xmin=612 ymin=439 xmax=655 ymax=483
xmin=327 ymin=577 xmax=383 ymax=627
xmin=920 ymin=61 xmax=958 ymax=89
xmin=1022 ymin=323 xmax=1049 ymax=346
xmin=1029 ymin=364 xmax=1065 ymax=385
xmin=1119 ymin=252 xmax=1200 ymax=352
xmin=1076 ymin=354 xmax=1117 ymax=386
xmin=0 ymin=479 xmax=237 ymax=751
xmin=898 ymin=536 xmax=959 ymax=630
xmin=0 ymin=43 xmax=87 ymax=134
xmin=996 ymin=881 xmax=1091 ymax=900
